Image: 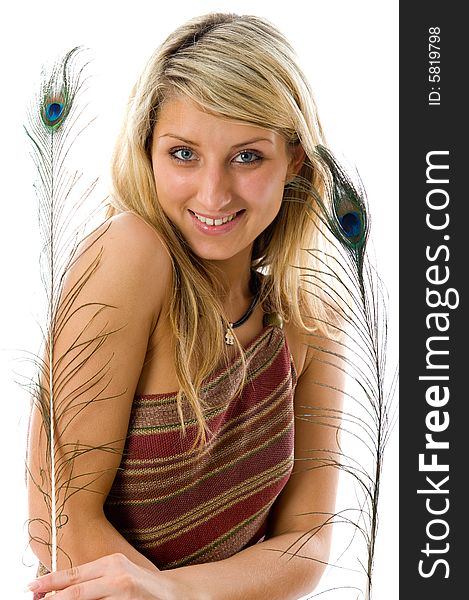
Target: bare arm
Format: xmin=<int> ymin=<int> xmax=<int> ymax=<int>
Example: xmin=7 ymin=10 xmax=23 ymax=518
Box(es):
xmin=27 ymin=212 xmax=172 ymax=573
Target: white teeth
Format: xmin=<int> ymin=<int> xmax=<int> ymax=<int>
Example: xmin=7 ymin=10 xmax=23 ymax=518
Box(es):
xmin=193 ymin=211 xmax=237 ymax=225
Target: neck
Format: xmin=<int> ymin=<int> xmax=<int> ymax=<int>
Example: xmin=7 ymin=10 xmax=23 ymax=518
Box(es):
xmin=208 ymin=246 xmax=254 ymax=319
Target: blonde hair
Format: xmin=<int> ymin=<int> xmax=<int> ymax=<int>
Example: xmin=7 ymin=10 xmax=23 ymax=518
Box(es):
xmin=107 ymin=13 xmax=330 ymax=445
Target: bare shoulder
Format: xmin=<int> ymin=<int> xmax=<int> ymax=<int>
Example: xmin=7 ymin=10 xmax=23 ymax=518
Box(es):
xmin=283 ymin=321 xmax=308 ymax=378
xmin=64 ymin=211 xmax=173 ymax=325
xmin=285 ymin=315 xmax=345 ymax=381
xmin=88 ymin=211 xmax=171 ymax=268
xmin=284 ymin=314 xmax=322 ymax=379
xmin=106 ymin=210 xmax=166 ymax=244
xmin=82 ymin=211 xmax=170 ymax=280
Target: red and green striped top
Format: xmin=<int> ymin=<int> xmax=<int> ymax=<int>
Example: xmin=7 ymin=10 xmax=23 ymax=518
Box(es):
xmin=104 ymin=323 xmax=297 ymax=569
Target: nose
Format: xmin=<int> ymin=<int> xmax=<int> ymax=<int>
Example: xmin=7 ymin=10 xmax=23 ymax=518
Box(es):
xmin=196 ymin=161 xmax=233 ymax=213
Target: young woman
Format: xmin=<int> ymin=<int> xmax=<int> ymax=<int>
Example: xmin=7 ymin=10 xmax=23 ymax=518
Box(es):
xmin=27 ymin=12 xmax=344 ymax=599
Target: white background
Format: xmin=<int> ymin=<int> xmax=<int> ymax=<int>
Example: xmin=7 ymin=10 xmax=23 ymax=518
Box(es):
xmin=0 ymin=1 xmax=398 ymax=597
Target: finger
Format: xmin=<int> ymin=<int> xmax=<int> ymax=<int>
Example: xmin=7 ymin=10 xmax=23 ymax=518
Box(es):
xmin=43 ymin=574 xmax=145 ymax=600
xmin=26 ymin=554 xmax=136 ymax=594
xmin=44 ymin=577 xmax=109 ymax=600
xmin=26 ymin=561 xmax=103 ymax=593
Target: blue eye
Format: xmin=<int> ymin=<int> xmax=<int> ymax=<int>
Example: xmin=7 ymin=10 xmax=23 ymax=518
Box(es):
xmin=234 ymin=151 xmax=262 ymax=164
xmin=171 ymin=148 xmax=194 ymax=161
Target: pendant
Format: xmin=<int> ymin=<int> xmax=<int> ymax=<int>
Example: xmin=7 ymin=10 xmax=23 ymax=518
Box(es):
xmin=225 ymin=325 xmax=235 ymax=345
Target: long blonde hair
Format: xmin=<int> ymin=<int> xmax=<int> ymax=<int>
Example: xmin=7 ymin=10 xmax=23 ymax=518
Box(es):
xmin=107 ymin=13 xmax=330 ymax=445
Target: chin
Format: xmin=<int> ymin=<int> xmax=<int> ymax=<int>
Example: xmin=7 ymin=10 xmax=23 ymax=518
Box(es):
xmin=185 ymin=239 xmax=249 ymax=263
xmin=190 ymin=247 xmax=239 ymax=262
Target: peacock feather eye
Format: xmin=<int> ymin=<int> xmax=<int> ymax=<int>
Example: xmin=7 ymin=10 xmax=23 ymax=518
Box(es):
xmin=41 ymin=92 xmax=69 ymax=129
xmin=339 ymin=211 xmax=361 ymax=239
xmin=333 ymin=193 xmax=367 ymax=252
xmin=46 ymin=102 xmax=64 ymax=123
xmin=335 ymin=194 xmax=366 ymax=246
xmin=333 ymin=189 xmax=367 ymax=250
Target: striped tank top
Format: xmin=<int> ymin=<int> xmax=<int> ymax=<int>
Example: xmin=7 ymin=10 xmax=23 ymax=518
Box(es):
xmin=103 ymin=323 xmax=297 ymax=569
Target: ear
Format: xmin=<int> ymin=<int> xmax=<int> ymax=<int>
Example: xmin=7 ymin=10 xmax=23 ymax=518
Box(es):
xmin=286 ymin=143 xmax=306 ymax=182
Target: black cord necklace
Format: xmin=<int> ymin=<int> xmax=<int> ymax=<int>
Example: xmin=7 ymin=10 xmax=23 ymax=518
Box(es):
xmin=224 ymin=272 xmax=261 ymax=345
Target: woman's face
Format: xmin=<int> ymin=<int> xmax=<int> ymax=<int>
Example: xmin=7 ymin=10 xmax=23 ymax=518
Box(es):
xmin=151 ymin=97 xmax=301 ymax=262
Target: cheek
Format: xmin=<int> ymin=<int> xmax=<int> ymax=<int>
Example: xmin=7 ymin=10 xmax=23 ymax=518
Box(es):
xmin=153 ymin=165 xmax=194 ymax=205
xmin=242 ymin=169 xmax=286 ymax=210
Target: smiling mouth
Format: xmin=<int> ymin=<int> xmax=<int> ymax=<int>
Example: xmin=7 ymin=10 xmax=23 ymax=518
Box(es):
xmin=189 ymin=210 xmax=243 ymax=226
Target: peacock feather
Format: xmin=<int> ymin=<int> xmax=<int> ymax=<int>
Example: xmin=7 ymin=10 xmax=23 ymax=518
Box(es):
xmin=283 ymin=146 xmax=397 ymax=599
xmin=24 ymin=47 xmax=121 ymax=574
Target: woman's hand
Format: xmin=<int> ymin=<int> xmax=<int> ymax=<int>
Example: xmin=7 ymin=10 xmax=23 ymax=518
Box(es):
xmin=26 ymin=553 xmax=195 ymax=600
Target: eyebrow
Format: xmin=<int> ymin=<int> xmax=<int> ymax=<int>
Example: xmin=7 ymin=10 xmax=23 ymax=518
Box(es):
xmin=158 ymin=134 xmax=274 ymax=148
